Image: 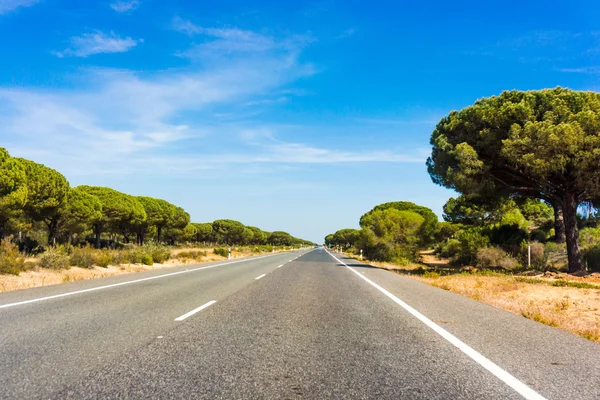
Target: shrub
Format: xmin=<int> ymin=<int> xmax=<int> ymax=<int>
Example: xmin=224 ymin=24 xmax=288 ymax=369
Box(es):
xmin=455 ymin=229 xmax=489 ymax=265
xmin=95 ymin=250 xmax=113 ymax=268
xmin=498 ymin=255 xmax=520 ymax=270
xmin=140 ymin=254 xmax=153 ymax=266
xmin=489 ymin=224 xmax=528 ymax=246
xmin=585 ymin=245 xmax=600 ymax=272
xmin=529 ymin=229 xmax=548 ymax=243
xmin=438 ymin=239 xmax=460 ymax=258
xmin=177 ymin=250 xmax=207 ymax=260
xmin=0 ymin=238 xmax=27 ymax=275
xmin=579 ymin=228 xmax=600 ymax=250
xmin=476 ymin=247 xmax=507 ymax=268
xmin=146 ymin=245 xmax=171 ymax=264
xmin=214 ymin=248 xmax=229 ymax=257
xmin=69 ymin=246 xmax=96 ymax=268
xmin=544 ymin=241 xmax=560 ymax=254
xmin=39 ymin=247 xmax=70 ymax=270
xmin=524 ymin=242 xmax=545 ymax=269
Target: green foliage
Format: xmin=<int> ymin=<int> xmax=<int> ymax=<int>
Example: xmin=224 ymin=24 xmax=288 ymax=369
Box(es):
xmin=246 ymin=226 xmax=267 ymax=245
xmin=192 ymin=222 xmax=213 ymax=242
xmin=69 ymin=245 xmax=97 ymax=268
xmin=434 ymin=222 xmax=460 ymax=242
xmin=360 ymin=208 xmax=425 ymax=261
xmin=145 ymin=244 xmax=171 ymax=263
xmin=213 ymin=247 xmax=229 ymax=257
xmin=488 ymin=224 xmax=528 ymax=246
xmin=584 ymin=246 xmax=600 ymax=272
xmin=176 ymin=250 xmax=207 ymax=260
xmin=0 ymin=238 xmax=26 ymax=275
xmin=578 ymin=227 xmax=600 ymax=250
xmin=18 ymin=158 xmax=70 ymax=243
xmin=428 ymin=88 xmax=600 ymax=273
xmin=0 ymin=149 xmax=28 ymax=238
xmin=58 ymin=187 xmax=102 ymax=239
xmin=530 ymin=229 xmax=548 ymax=243
xmin=455 ymin=228 xmax=489 ymax=265
xmin=360 ymin=201 xmax=438 ymax=246
xmin=268 ymin=231 xmax=293 ymax=246
xmin=39 ymin=247 xmax=70 ymax=270
xmin=437 ymin=238 xmax=461 ymax=258
xmin=325 ymin=228 xmax=361 ymax=248
xmin=212 ymin=219 xmax=245 ymax=244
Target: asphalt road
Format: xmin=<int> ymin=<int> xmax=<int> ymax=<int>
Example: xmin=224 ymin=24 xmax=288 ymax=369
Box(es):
xmin=1 ymin=248 xmax=599 ymax=399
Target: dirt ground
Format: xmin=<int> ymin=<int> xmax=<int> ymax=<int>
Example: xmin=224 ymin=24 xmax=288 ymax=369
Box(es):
xmin=0 ymin=248 xmax=283 ymax=293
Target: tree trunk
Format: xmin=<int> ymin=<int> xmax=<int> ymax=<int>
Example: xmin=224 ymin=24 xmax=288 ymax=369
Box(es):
xmin=552 ymin=203 xmax=565 ymax=243
xmin=562 ymin=192 xmax=584 ymax=273
xmin=94 ymin=224 xmax=101 ymax=248
xmin=46 ymin=217 xmax=59 ymax=247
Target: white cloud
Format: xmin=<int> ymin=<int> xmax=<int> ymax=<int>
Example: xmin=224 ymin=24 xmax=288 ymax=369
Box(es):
xmin=0 ymin=0 xmax=38 ymax=14
xmin=0 ymin=25 xmax=420 ymax=180
xmin=110 ymin=0 xmax=139 ymax=12
xmin=56 ymin=31 xmax=138 ymax=57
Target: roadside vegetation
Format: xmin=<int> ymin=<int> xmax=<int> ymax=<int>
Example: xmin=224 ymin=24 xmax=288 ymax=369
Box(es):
xmin=0 ymin=147 xmax=313 ymax=280
xmin=325 ymin=88 xmax=600 ymax=342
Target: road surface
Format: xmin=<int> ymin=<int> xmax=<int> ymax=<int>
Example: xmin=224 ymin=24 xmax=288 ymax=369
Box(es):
xmin=1 ymin=248 xmax=599 ymax=399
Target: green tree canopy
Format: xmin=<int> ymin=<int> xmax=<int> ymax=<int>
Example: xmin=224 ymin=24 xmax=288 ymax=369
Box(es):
xmin=427 ymin=88 xmax=600 ymax=272
xmin=78 ymin=186 xmax=147 ymax=246
xmin=0 ymin=148 xmax=28 ymax=238
xmin=191 ymin=223 xmax=213 ymax=243
xmin=212 ymin=219 xmax=245 ymax=244
xmin=246 ymin=226 xmax=267 ymax=245
xmin=360 ymin=201 xmax=438 ymax=246
xmin=360 ymin=209 xmax=425 ymax=261
xmin=57 ymin=187 xmax=103 ymax=240
xmin=18 ymin=158 xmax=70 ymax=244
xmin=325 ymin=228 xmax=361 ymax=249
xmin=268 ymin=231 xmax=293 ymax=246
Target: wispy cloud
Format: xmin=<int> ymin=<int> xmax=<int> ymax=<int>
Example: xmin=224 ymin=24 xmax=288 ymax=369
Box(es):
xmin=0 ymin=0 xmax=38 ymax=14
xmin=110 ymin=0 xmax=139 ymax=12
xmin=56 ymin=31 xmax=139 ymax=57
xmin=0 ymin=24 xmax=419 ymax=179
xmin=556 ymin=66 xmax=600 ymax=74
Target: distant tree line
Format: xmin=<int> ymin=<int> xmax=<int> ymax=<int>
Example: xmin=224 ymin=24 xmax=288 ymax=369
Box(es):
xmin=0 ymin=148 xmax=313 ymax=251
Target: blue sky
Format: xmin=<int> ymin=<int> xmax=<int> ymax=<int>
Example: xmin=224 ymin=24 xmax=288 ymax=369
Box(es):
xmin=1 ymin=0 xmax=600 ymax=242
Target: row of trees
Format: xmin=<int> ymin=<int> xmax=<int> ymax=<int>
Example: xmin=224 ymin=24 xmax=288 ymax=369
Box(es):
xmin=0 ymin=148 xmax=312 ymax=250
xmin=326 ymin=196 xmax=560 ymax=267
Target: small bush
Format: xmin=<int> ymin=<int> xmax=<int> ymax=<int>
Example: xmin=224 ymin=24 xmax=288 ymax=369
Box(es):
xmin=213 ymin=248 xmax=229 ymax=257
xmin=140 ymin=254 xmax=153 ymax=266
xmin=39 ymin=247 xmax=70 ymax=270
xmin=498 ymin=256 xmax=520 ymax=270
xmin=146 ymin=245 xmax=171 ymax=264
xmin=69 ymin=246 xmax=96 ymax=268
xmin=544 ymin=241 xmax=560 ymax=254
xmin=0 ymin=238 xmax=27 ymax=275
xmin=95 ymin=250 xmax=112 ymax=268
xmin=529 ymin=229 xmax=548 ymax=243
xmin=585 ymin=245 xmax=600 ymax=272
xmin=525 ymin=242 xmax=545 ymax=269
xmin=438 ymin=239 xmax=460 ymax=258
xmin=476 ymin=247 xmax=507 ymax=268
xmin=177 ymin=250 xmax=207 ymax=260
xmin=455 ymin=229 xmax=489 ymax=265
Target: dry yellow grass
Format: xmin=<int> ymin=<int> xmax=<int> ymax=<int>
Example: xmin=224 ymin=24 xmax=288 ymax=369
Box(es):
xmin=0 ymin=247 xmax=285 ymax=293
xmin=412 ymin=274 xmax=600 ymax=342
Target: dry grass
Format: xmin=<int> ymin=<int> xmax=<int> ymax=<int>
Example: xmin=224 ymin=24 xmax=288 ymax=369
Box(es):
xmin=411 ymin=274 xmax=600 ymax=342
xmin=0 ymin=247 xmax=286 ymax=293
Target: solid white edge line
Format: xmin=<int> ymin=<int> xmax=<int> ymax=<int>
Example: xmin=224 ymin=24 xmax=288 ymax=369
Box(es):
xmin=277 ymin=265 xmax=283 ymax=268
xmin=0 ymin=253 xmax=281 ymax=310
xmin=255 ymin=274 xmax=266 ymax=280
xmin=174 ymin=300 xmax=216 ymax=321
xmin=325 ymin=249 xmax=547 ymax=400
